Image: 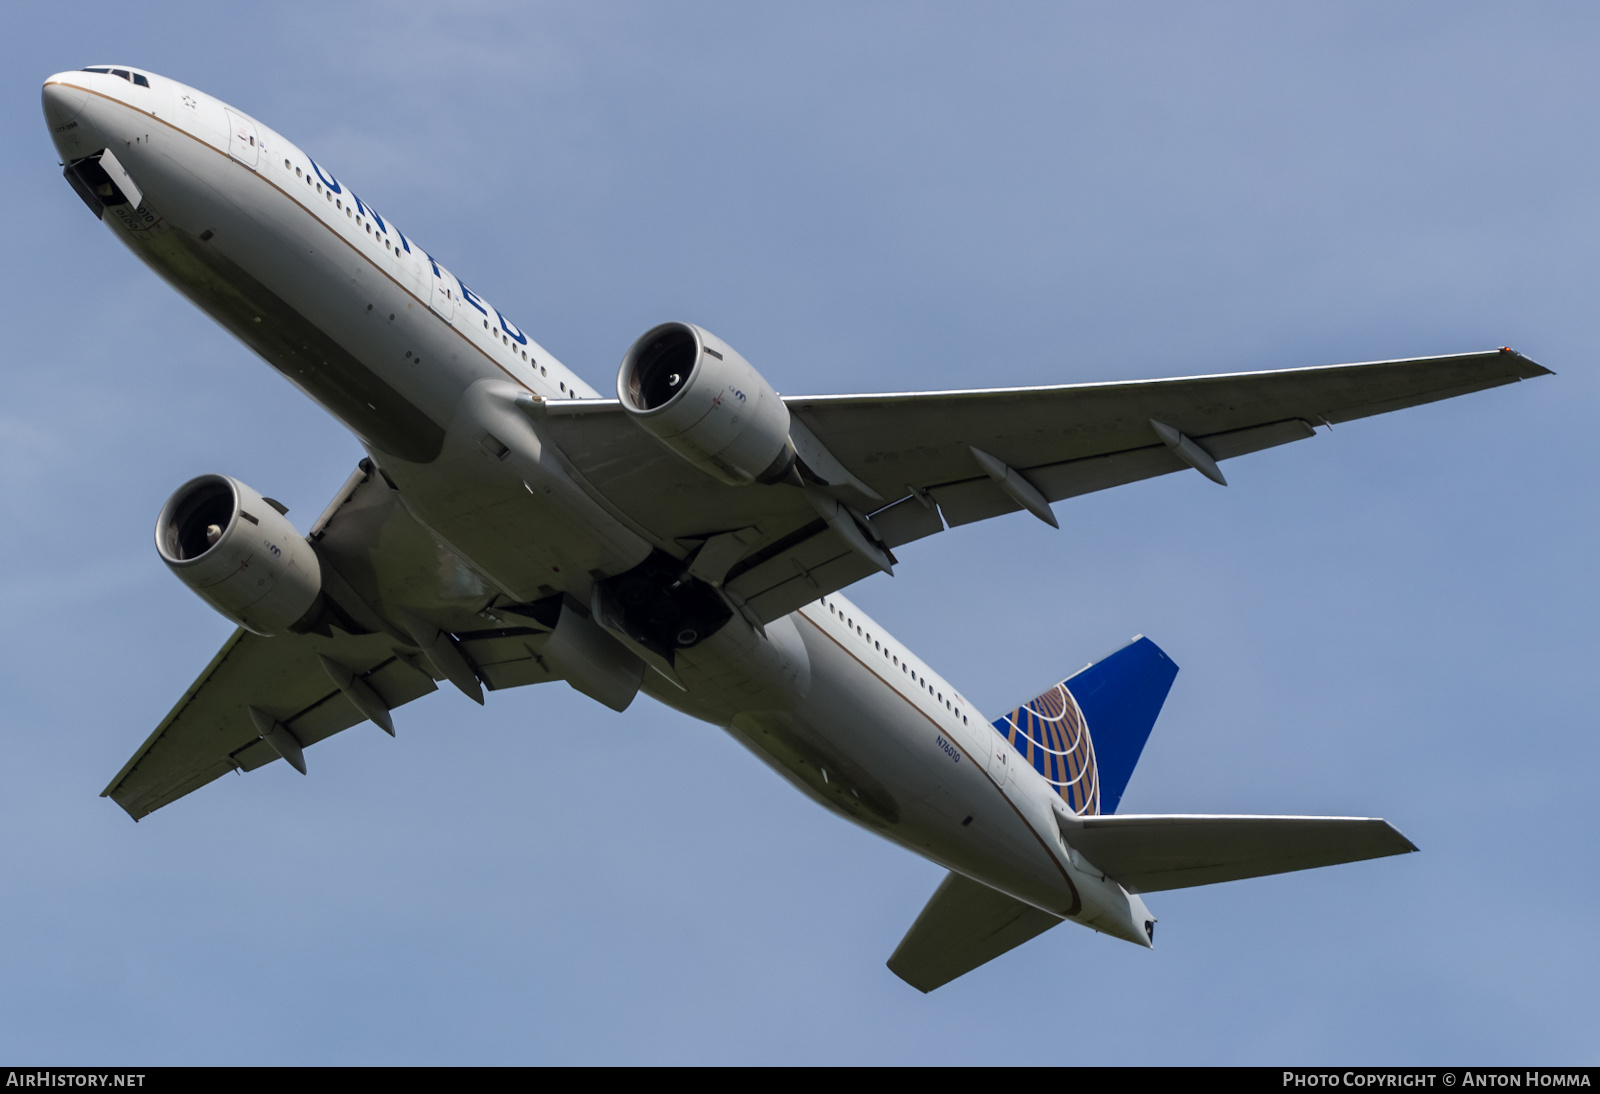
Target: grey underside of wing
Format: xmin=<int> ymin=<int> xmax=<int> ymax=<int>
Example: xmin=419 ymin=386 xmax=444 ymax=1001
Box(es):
xmin=102 ymin=622 xmax=560 ymax=821
xmin=103 ymin=628 xmax=438 ymax=820
xmin=794 ymin=348 xmax=1551 ymax=530
xmin=886 ymin=871 xmax=1063 ymax=993
xmin=103 ymin=469 xmax=562 ymax=822
xmin=539 ymin=350 xmax=1550 ymax=624
xmin=1065 ymin=815 xmax=1419 ymax=894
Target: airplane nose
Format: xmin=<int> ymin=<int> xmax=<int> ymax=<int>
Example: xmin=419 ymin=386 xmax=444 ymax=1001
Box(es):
xmin=42 ymin=77 xmax=88 ymax=130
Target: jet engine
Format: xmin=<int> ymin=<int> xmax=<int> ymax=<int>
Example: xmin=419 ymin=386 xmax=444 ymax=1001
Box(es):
xmin=617 ymin=322 xmax=794 ymax=486
xmin=155 ymin=474 xmax=323 ymax=636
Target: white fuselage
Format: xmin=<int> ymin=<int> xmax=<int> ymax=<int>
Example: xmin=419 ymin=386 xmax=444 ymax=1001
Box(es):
xmin=43 ymin=67 xmax=1151 ymax=944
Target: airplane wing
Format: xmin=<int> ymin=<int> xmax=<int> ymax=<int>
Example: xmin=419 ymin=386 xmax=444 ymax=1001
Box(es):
xmin=1061 ymin=814 xmax=1418 ymax=894
xmin=537 ymin=348 xmax=1550 ymax=623
xmin=104 ymin=463 xmax=563 ymax=820
xmin=102 ymin=619 xmax=559 ymax=821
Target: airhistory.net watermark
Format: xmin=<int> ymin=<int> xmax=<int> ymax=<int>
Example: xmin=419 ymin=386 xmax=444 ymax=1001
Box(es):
xmin=5 ymin=1075 xmax=145 ymax=1088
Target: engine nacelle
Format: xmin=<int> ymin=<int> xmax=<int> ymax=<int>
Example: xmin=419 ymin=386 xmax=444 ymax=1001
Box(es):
xmin=155 ymin=474 xmax=322 ymax=636
xmin=617 ymin=322 xmax=794 ymax=486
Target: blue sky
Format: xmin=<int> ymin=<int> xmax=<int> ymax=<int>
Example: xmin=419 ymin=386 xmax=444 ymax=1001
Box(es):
xmin=1 ymin=2 xmax=1595 ymax=1064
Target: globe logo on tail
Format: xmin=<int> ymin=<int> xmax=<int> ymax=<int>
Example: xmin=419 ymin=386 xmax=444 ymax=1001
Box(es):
xmin=992 ymin=682 xmax=1100 ymax=816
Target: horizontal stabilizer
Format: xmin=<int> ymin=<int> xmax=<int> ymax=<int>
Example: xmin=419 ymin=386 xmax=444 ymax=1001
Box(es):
xmin=887 ymin=872 xmax=1062 ymax=993
xmin=1060 ymin=814 xmax=1417 ymax=894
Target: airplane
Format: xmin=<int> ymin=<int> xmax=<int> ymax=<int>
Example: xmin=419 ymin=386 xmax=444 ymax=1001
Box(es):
xmin=41 ymin=64 xmax=1552 ymax=993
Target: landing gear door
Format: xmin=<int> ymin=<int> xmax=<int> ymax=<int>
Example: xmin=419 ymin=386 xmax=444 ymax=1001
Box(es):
xmin=224 ymin=109 xmax=259 ymax=169
xmin=429 ymin=257 xmax=456 ymax=323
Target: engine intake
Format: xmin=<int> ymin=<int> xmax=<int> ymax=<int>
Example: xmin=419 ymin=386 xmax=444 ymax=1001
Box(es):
xmin=155 ymin=474 xmax=323 ymax=636
xmin=617 ymin=322 xmax=794 ymax=486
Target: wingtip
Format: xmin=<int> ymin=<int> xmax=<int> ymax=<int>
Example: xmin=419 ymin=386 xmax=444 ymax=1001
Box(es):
xmin=1499 ymin=346 xmax=1555 ymax=378
xmin=106 ymin=794 xmax=142 ymax=822
xmin=1383 ymin=820 xmax=1420 ymax=854
xmin=885 ymin=959 xmax=937 ymax=994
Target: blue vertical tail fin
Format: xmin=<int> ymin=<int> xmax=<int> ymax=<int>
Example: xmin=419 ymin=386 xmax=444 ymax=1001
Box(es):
xmin=989 ymin=636 xmax=1178 ymax=815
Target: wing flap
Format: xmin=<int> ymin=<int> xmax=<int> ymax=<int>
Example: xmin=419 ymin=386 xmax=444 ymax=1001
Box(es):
xmin=1062 ymin=814 xmax=1418 ymax=894
xmin=454 ymin=627 xmax=558 ymax=691
xmin=869 ymin=494 xmax=946 ymax=548
xmin=887 ymin=871 xmax=1063 ymax=993
xmin=739 ymin=548 xmax=881 ymax=622
xmin=230 ymin=737 xmax=282 ymax=772
xmin=722 ymin=521 xmax=883 ymax=624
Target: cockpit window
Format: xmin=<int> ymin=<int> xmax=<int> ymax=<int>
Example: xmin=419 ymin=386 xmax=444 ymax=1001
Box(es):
xmin=81 ymin=67 xmax=145 ymax=86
